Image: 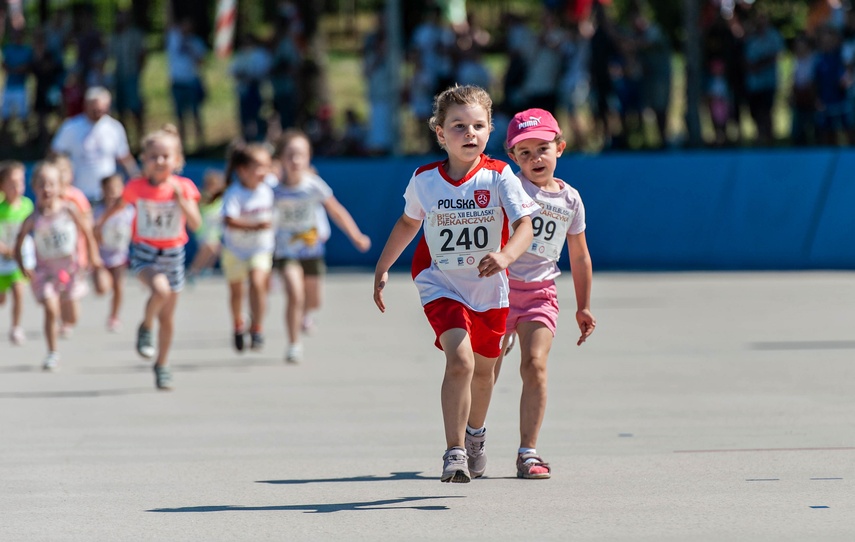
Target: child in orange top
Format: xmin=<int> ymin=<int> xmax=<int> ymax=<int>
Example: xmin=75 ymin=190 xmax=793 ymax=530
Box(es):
xmin=97 ymin=125 xmax=201 ymax=390
xmin=15 ymin=161 xmax=101 ymax=371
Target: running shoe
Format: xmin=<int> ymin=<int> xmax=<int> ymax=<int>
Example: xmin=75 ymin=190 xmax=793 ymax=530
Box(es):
xmin=465 ymin=429 xmax=487 ymax=478
xmin=136 ymin=324 xmax=155 ymax=359
xmin=516 ymin=452 xmax=551 ymax=479
xmin=107 ymin=317 xmax=122 ymax=333
xmin=301 ymin=314 xmax=315 ymax=334
xmin=59 ymin=323 xmax=74 ymax=339
xmin=42 ymin=352 xmax=59 ymax=372
xmin=153 ymin=364 xmax=173 ymax=391
xmin=250 ymin=332 xmax=264 ymax=351
xmin=9 ymin=326 xmax=25 ymax=346
xmin=234 ymin=330 xmax=245 ymax=352
xmin=285 ymin=343 xmax=302 ymax=364
xmin=441 ymin=447 xmax=470 ymax=483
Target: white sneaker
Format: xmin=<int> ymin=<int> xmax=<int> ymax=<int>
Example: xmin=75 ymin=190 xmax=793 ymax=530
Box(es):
xmin=42 ymin=352 xmax=59 ymax=371
xmin=285 ymin=343 xmax=303 ymax=364
xmin=59 ymin=324 xmax=73 ymax=339
xmin=9 ymin=326 xmax=25 ymax=346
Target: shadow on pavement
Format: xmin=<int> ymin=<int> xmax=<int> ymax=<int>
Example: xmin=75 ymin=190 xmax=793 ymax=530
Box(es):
xmin=257 ymin=472 xmax=435 ymax=485
xmin=76 ymin=359 xmax=284 ymax=375
xmin=148 ymin=495 xmax=464 ymax=514
xmin=0 ymin=388 xmax=153 ymax=399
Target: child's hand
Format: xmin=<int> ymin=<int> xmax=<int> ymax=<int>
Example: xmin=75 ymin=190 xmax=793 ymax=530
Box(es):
xmin=170 ymin=180 xmax=184 ymax=201
xmin=576 ymin=309 xmax=596 ymax=346
xmin=22 ymin=268 xmax=34 ymax=281
xmin=477 ymin=251 xmax=513 ymax=278
xmin=91 ymin=255 xmax=104 ymax=270
xmin=255 ymin=221 xmax=273 ymax=231
xmin=373 ymin=271 xmax=388 ymax=312
xmin=353 ymin=234 xmax=371 ymax=253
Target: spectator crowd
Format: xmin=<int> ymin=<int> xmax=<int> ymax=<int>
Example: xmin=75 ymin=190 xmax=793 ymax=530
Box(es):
xmin=2 ymin=0 xmax=855 ymax=157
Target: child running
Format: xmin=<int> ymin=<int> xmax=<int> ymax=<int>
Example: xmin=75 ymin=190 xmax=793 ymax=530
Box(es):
xmin=272 ymin=129 xmax=370 ymax=363
xmin=50 ymin=153 xmax=93 ymax=339
xmin=96 ymin=125 xmax=201 ymax=390
xmin=187 ymin=169 xmax=225 ymax=279
xmin=495 ymin=108 xmax=596 ymax=479
xmin=0 ymin=161 xmax=34 ymax=345
xmin=93 ymin=174 xmax=135 ymax=332
xmin=14 ymin=161 xmax=101 ymax=370
xmin=373 ymin=85 xmax=538 ymax=483
xmin=220 ymin=143 xmax=275 ymax=352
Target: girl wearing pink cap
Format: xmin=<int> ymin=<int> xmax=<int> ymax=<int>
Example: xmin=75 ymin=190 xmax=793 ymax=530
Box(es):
xmin=498 ymin=107 xmax=596 ymax=479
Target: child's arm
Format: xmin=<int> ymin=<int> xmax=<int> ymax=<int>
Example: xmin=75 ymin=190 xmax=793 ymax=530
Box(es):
xmin=169 ymin=179 xmax=202 ymax=231
xmin=373 ymin=213 xmax=422 ymax=312
xmin=567 ymin=231 xmax=596 ymax=345
xmin=68 ymin=205 xmax=103 ymax=270
xmin=223 ymin=216 xmax=271 ymax=231
xmin=13 ymin=216 xmax=35 ymax=280
xmin=477 ymin=216 xmax=533 ymax=278
xmin=322 ymin=196 xmax=371 ymax=253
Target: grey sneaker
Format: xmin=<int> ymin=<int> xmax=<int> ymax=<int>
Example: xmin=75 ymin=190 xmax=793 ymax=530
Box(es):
xmin=154 ymin=365 xmax=173 ymax=391
xmin=440 ymin=447 xmax=470 ymax=483
xmin=136 ymin=324 xmax=155 ymax=359
xmin=465 ymin=430 xmax=487 ymax=478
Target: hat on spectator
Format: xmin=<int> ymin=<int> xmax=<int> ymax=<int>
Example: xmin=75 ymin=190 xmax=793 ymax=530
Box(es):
xmin=505 ymin=108 xmax=562 ymax=149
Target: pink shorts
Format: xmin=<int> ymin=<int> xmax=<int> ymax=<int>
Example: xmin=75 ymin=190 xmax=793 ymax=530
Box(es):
xmin=31 ymin=269 xmax=88 ymax=303
xmin=423 ymin=297 xmax=508 ymax=358
xmin=506 ymin=279 xmax=559 ymax=336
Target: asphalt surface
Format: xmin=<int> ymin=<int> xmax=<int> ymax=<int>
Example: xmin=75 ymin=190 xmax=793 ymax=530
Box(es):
xmin=1 ymin=271 xmax=854 ymax=541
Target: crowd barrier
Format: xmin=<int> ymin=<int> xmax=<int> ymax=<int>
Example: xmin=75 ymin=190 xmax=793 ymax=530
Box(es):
xmin=35 ymin=148 xmax=855 ymax=272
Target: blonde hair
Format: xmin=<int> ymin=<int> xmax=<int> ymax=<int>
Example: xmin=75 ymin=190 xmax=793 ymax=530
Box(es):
xmin=30 ymin=161 xmax=62 ymax=190
xmin=141 ymin=124 xmax=185 ymax=171
xmin=428 ymin=84 xmax=494 ymax=136
xmin=0 ymin=160 xmax=24 ymax=185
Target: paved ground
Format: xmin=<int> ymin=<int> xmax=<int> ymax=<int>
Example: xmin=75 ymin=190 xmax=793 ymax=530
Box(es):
xmin=1 ymin=271 xmax=854 ymax=541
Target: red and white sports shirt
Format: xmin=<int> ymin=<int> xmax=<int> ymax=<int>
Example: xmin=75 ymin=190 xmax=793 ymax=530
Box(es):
xmin=404 ymin=154 xmax=539 ymax=312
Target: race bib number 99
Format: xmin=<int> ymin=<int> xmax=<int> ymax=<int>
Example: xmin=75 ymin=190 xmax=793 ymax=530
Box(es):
xmin=526 ymin=201 xmax=574 ymax=261
xmin=137 ymin=200 xmax=182 ymax=240
xmin=34 ymin=218 xmax=77 ymax=260
xmin=425 ymin=207 xmax=503 ymax=270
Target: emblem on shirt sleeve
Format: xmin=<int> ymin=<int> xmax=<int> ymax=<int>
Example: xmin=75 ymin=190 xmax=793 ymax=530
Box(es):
xmin=474 ymin=190 xmax=490 ymax=209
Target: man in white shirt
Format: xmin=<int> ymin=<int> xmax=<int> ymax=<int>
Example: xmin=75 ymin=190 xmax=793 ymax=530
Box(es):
xmin=50 ymin=87 xmax=140 ymax=202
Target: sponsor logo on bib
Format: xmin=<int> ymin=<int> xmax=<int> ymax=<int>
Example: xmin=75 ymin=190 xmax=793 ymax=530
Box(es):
xmin=474 ymin=190 xmax=490 ymax=209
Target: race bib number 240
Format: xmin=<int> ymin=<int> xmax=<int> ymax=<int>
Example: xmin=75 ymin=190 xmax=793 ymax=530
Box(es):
xmin=425 ymin=207 xmax=503 ymax=270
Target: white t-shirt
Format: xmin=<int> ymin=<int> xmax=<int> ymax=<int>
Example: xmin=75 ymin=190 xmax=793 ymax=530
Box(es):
xmin=272 ymin=172 xmax=333 ymax=259
xmin=508 ymin=175 xmax=586 ymax=284
xmin=404 ymin=155 xmax=539 ymax=313
xmin=221 ymin=182 xmax=275 ymax=260
xmin=50 ymin=114 xmax=131 ymax=201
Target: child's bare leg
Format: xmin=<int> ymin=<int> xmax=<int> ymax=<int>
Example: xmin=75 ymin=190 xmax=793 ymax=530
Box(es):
xmin=155 ymin=292 xmax=179 ymax=367
xmin=189 ymin=243 xmax=218 ymax=275
xmin=282 ymin=265 xmax=304 ymax=344
xmin=438 ymin=328 xmax=475 ymax=450
xmin=492 ymin=334 xmax=511 ymax=382
xmin=227 ymin=280 xmax=244 ymax=329
xmin=0 ymin=291 xmax=6 ymax=305
xmin=467 ymin=353 xmax=499 ymax=430
xmin=516 ymin=321 xmax=553 ymax=449
xmin=138 ymin=269 xmax=171 ymax=330
xmin=60 ymin=298 xmax=78 ymax=326
xmin=94 ymin=267 xmax=112 ymax=295
xmin=109 ymin=266 xmax=125 ymax=320
xmin=248 ymin=268 xmax=268 ymax=330
xmin=43 ymin=296 xmax=60 ymax=353
xmin=11 ymin=281 xmax=25 ymax=327
xmin=304 ymin=274 xmax=322 ymax=313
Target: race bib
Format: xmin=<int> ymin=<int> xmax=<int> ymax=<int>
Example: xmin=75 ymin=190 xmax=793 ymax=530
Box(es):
xmin=34 ymin=217 xmax=77 ymax=260
xmin=424 ymin=207 xmax=503 ymax=270
xmin=228 ymin=228 xmax=266 ymax=251
xmin=276 ymin=198 xmax=316 ymax=232
xmin=101 ymin=219 xmax=132 ymax=251
xmin=136 ymin=200 xmax=182 ymax=240
xmin=526 ymin=201 xmax=574 ymax=261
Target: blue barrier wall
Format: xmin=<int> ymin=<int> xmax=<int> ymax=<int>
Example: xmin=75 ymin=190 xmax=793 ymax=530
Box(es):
xmin=33 ymin=148 xmax=849 ymax=271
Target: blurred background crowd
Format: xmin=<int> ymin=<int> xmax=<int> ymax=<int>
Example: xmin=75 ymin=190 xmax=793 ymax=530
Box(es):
xmin=0 ymin=0 xmax=853 ymax=160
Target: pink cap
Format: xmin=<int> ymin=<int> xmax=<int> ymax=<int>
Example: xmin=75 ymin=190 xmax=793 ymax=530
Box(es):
xmin=505 ymin=108 xmax=562 ymax=149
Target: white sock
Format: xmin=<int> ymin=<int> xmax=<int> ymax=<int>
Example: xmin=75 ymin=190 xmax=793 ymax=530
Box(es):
xmin=519 ymin=447 xmax=537 ymax=462
xmin=466 ymin=425 xmax=485 ymax=436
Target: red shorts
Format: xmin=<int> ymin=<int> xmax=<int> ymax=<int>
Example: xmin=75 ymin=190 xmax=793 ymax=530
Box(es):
xmin=423 ymin=297 xmax=508 ymax=358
